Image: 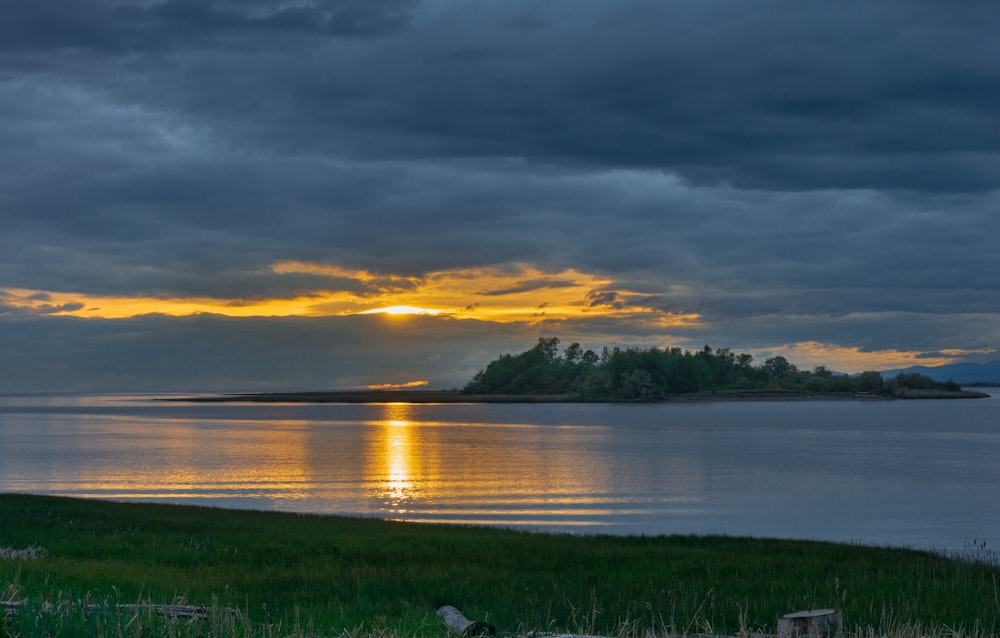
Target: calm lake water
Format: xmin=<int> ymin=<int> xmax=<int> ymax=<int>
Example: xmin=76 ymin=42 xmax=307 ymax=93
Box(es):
xmin=1 ymin=391 xmax=998 ymax=552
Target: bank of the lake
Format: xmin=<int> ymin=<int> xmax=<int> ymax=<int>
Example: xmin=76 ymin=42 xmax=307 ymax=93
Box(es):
xmin=1 ymin=494 xmax=998 ymax=637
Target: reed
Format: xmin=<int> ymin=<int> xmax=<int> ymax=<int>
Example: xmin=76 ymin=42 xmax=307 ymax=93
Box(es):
xmin=2 ymin=494 xmax=997 ymax=637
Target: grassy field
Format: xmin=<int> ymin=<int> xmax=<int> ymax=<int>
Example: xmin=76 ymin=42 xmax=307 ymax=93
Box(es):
xmin=1 ymin=494 xmax=998 ymax=637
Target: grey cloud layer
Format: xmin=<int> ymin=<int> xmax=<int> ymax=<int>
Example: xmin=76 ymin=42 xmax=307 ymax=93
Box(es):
xmin=1 ymin=0 xmax=998 ymax=389
xmin=0 ymin=313 xmax=532 ymax=392
xmin=5 ymin=1 xmax=999 ymax=188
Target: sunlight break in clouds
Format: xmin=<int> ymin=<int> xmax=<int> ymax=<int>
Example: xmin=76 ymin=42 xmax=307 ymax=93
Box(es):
xmin=0 ymin=262 xmax=700 ymax=328
xmin=773 ymin=342 xmax=998 ymax=374
xmin=365 ymin=380 xmax=430 ymax=390
xmin=360 ymin=306 xmax=443 ymax=316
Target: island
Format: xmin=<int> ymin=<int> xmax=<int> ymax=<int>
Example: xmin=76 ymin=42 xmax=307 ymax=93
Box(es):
xmin=176 ymin=338 xmax=990 ymax=403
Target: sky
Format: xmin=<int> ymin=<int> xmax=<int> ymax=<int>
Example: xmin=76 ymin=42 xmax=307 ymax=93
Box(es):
xmin=2 ymin=0 xmax=999 ymax=392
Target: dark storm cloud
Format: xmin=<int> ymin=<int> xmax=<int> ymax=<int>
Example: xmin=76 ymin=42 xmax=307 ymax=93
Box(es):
xmin=1 ymin=0 xmax=999 ymax=389
xmin=586 ymin=291 xmax=624 ymax=310
xmin=0 ymin=0 xmax=413 ymax=53
xmin=0 ymin=292 xmax=19 ymax=316
xmin=478 ymin=279 xmax=577 ymax=297
xmin=32 ymin=301 xmax=86 ymax=315
xmin=305 ymin=0 xmax=1000 ymax=192
xmin=4 ymin=1 xmax=998 ymax=193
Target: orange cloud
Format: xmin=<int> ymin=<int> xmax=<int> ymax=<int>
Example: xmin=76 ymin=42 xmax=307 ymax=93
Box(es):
xmin=0 ymin=288 xmax=321 ymax=319
xmin=0 ymin=262 xmax=700 ymax=328
xmin=768 ymin=341 xmax=997 ymax=374
xmin=365 ymin=380 xmax=430 ymax=390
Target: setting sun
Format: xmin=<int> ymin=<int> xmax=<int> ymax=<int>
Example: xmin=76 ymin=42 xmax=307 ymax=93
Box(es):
xmin=0 ymin=262 xmax=701 ymax=330
xmin=361 ymin=305 xmax=443 ymax=316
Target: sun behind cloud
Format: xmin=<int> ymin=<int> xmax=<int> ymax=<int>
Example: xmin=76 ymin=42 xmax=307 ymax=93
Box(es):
xmin=1 ymin=262 xmax=993 ymax=376
xmin=0 ymin=262 xmax=698 ymax=329
xmin=360 ymin=305 xmax=443 ymax=316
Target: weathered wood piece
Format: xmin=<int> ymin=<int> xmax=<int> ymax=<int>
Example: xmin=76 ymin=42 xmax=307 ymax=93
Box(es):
xmin=3 ymin=600 xmax=237 ymax=620
xmin=0 ymin=546 xmax=45 ymax=560
xmin=109 ymin=603 xmax=239 ymax=619
xmin=437 ymin=605 xmax=497 ymax=637
xmin=778 ymin=609 xmax=842 ymax=638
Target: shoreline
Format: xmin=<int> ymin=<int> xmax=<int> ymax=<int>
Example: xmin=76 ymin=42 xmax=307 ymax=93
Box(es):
xmin=4 ymin=493 xmax=998 ymax=635
xmin=168 ymin=388 xmax=991 ymax=404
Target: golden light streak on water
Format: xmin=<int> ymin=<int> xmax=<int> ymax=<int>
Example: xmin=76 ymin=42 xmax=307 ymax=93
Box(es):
xmin=348 ymin=403 xmax=702 ymax=525
xmin=0 ymin=396 xmax=715 ymax=530
xmin=366 ymin=403 xmax=424 ymax=514
xmin=45 ymin=417 xmax=315 ymax=503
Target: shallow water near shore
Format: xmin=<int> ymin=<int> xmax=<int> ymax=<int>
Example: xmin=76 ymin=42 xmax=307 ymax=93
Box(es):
xmin=1 ymin=390 xmax=998 ymax=553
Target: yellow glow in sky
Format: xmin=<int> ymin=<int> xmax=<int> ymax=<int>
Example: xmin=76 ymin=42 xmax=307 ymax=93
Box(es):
xmin=774 ymin=341 xmax=996 ymax=374
xmin=0 ymin=261 xmax=699 ymax=328
xmin=361 ymin=305 xmax=442 ymax=316
xmin=0 ymin=287 xmax=321 ymax=319
xmin=3 ymin=261 xmax=990 ymax=373
xmin=365 ymin=381 xmax=430 ymax=390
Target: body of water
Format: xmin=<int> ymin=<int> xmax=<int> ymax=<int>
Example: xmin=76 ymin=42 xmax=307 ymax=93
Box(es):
xmin=1 ymin=391 xmax=998 ymax=553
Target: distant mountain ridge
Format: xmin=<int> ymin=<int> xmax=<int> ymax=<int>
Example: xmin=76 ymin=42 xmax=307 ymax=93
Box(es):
xmin=880 ymin=360 xmax=1000 ymax=384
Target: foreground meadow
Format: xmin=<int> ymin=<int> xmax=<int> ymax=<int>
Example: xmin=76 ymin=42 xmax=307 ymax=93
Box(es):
xmin=1 ymin=494 xmax=997 ymax=637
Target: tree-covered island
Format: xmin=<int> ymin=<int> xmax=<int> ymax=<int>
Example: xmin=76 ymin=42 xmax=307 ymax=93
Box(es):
xmin=463 ymin=337 xmax=985 ymax=400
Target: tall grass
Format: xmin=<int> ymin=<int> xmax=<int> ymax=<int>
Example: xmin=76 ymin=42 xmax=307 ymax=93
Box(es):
xmin=2 ymin=494 xmax=998 ymax=637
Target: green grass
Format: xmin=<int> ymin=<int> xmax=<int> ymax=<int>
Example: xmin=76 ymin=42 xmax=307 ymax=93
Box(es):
xmin=2 ymin=494 xmax=998 ymax=637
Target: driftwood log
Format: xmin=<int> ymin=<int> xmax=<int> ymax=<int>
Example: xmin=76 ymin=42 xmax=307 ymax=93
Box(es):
xmin=438 ymin=605 xmax=614 ymax=638
xmin=437 ymin=605 xmax=497 ymax=637
xmin=439 ymin=603 xmax=843 ymax=638
xmin=2 ymin=600 xmax=237 ymax=620
xmin=777 ymin=609 xmax=842 ymax=638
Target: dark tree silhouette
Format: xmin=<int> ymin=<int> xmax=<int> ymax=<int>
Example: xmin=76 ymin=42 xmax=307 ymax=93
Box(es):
xmin=465 ymin=338 xmax=960 ymax=400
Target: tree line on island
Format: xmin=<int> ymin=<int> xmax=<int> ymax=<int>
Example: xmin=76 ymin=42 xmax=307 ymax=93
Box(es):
xmin=464 ymin=337 xmax=962 ymax=400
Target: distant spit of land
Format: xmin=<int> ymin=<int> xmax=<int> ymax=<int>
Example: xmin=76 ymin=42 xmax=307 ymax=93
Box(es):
xmin=170 ymin=338 xmax=993 ymax=403
xmin=170 ymin=387 xmax=990 ymax=404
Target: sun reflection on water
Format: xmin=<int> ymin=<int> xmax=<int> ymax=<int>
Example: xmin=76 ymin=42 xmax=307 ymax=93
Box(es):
xmin=0 ymin=397 xmax=709 ymax=531
xmin=372 ymin=403 xmax=419 ymax=513
xmin=23 ymin=416 xmax=315 ymax=504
